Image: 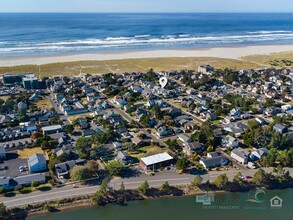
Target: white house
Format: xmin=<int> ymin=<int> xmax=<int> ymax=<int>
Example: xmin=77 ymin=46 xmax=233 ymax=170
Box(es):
xmin=222 ymin=135 xmax=239 ymax=149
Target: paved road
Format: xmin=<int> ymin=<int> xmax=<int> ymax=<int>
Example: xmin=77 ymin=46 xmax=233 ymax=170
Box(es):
xmin=1 ymin=167 xmax=291 ymax=208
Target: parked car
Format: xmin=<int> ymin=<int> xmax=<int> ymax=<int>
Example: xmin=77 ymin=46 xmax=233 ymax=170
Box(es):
xmin=19 ymin=166 xmax=26 ymax=172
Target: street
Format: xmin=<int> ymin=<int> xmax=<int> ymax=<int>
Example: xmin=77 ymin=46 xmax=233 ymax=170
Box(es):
xmin=1 ymin=167 xmax=291 ymax=208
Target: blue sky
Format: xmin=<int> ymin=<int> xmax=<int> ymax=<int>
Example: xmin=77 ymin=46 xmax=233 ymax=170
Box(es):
xmin=0 ymin=0 xmax=293 ymax=13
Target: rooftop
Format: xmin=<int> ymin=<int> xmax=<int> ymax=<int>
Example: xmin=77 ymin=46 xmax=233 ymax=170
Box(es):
xmin=140 ymin=152 xmax=173 ymax=166
xmin=41 ymin=125 xmax=62 ymax=132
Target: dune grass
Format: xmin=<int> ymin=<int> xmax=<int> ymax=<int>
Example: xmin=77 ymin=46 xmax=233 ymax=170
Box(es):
xmin=241 ymin=51 xmax=293 ymax=68
xmin=0 ymin=57 xmax=262 ymax=78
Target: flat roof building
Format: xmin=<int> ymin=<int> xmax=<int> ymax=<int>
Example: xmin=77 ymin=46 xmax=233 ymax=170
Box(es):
xmin=42 ymin=125 xmax=62 ymax=134
xmin=140 ymin=152 xmax=173 ymax=171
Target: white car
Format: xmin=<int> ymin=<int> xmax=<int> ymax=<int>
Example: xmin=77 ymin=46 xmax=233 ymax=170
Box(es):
xmin=19 ymin=166 xmax=25 ymax=172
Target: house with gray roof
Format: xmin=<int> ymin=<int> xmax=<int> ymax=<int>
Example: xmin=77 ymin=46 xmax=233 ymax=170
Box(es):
xmin=0 ymin=177 xmax=12 ymax=190
xmin=27 ymin=153 xmax=47 ymax=173
xmin=250 ymin=148 xmax=269 ymax=161
xmin=231 ymin=148 xmax=250 ymax=164
xmin=12 ymin=173 xmax=46 ymax=187
xmin=273 ymin=124 xmax=288 ymax=134
xmin=177 ymin=134 xmax=191 ymax=144
xmin=55 ymin=159 xmax=87 ymax=179
xmin=115 ymin=151 xmax=133 ymax=164
xmin=199 ymin=155 xmax=228 ymax=169
xmin=183 ymin=141 xmax=204 ymax=156
xmin=222 ymin=135 xmax=239 ymax=149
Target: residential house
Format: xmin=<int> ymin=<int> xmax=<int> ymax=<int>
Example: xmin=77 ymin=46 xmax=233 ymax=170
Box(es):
xmin=130 ymin=85 xmax=144 ymax=93
xmin=183 ymin=141 xmax=204 ymax=156
xmin=27 ymin=153 xmax=47 ymax=173
xmin=205 ymin=112 xmax=217 ymax=121
xmin=12 ymin=173 xmax=46 ymax=188
xmin=273 ymin=124 xmax=288 ymax=134
xmin=199 ymin=155 xmax=228 ymax=169
xmin=177 ymin=134 xmax=191 ymax=144
xmin=55 ymin=159 xmax=87 ymax=179
xmin=156 ymin=126 xmax=171 ymax=137
xmin=131 ymin=136 xmax=145 ymax=146
xmin=113 ymin=142 xmax=122 ymax=151
xmin=231 ymin=148 xmax=249 ymax=164
xmin=230 ymin=108 xmax=242 ymax=117
xmin=17 ymin=101 xmax=28 ymax=110
xmin=250 ymin=148 xmax=269 ymax=161
xmin=222 ymin=135 xmax=239 ymax=149
xmin=0 ymin=177 xmax=12 ymax=190
xmin=115 ymin=151 xmax=133 ymax=164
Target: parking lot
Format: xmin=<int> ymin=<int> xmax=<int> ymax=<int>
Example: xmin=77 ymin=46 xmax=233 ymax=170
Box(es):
xmin=0 ymin=151 xmax=29 ymax=178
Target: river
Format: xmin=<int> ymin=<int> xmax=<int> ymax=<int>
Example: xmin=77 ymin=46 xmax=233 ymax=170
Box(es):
xmin=29 ymin=189 xmax=292 ymax=220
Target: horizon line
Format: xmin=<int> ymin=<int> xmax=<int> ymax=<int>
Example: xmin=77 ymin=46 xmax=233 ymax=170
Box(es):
xmin=1 ymin=11 xmax=293 ymax=14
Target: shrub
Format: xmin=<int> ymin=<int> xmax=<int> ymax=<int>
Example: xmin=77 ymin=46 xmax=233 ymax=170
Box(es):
xmin=0 ymin=187 xmax=6 ymax=194
xmin=31 ymin=181 xmax=40 ymax=187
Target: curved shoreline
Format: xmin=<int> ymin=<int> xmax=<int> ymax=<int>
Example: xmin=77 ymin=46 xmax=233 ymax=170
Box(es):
xmin=1 ymin=44 xmax=293 ymax=67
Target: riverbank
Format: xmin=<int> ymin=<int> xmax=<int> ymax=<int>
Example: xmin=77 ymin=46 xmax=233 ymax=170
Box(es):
xmin=28 ymin=188 xmax=293 ymax=220
xmin=26 ymin=186 xmax=206 ymax=218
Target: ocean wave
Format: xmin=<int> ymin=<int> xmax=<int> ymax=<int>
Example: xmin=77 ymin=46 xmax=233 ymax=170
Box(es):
xmin=178 ymin=34 xmax=190 ymax=37
xmin=247 ymin=30 xmax=292 ymax=34
xmin=35 ymin=33 xmax=293 ymax=46
xmin=134 ymin=35 xmax=150 ymax=38
xmin=2 ymin=32 xmax=293 ymax=54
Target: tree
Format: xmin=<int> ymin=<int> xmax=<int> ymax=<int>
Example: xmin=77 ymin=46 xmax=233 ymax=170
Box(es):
xmin=48 ymin=156 xmax=58 ymax=174
xmin=176 ymin=158 xmax=188 ymax=170
xmin=31 ymin=180 xmax=40 ymax=187
xmin=213 ymin=174 xmax=228 ymax=189
xmin=0 ymin=188 xmax=5 ymax=194
xmin=139 ymin=114 xmax=150 ymax=126
xmin=41 ymin=140 xmax=51 ymax=150
xmin=206 ymin=146 xmax=213 ymax=152
xmin=106 ymin=160 xmax=124 ymax=176
xmin=160 ymin=181 xmax=171 ymax=191
xmin=50 ymin=116 xmax=60 ymax=125
xmin=75 ymin=137 xmax=92 ymax=159
xmin=0 ymin=203 xmax=6 ymax=218
xmin=87 ymin=160 xmax=99 ymax=173
xmin=92 ymin=177 xmax=109 ymax=204
xmin=233 ymin=172 xmax=243 ymax=185
xmin=99 ymin=177 xmax=109 ymax=195
xmin=70 ymin=166 xmax=93 ymax=181
xmin=119 ymin=182 xmax=125 ymax=192
xmin=252 ymin=169 xmax=270 ymax=186
xmin=138 ymin=180 xmax=149 ymax=195
xmin=65 ymin=124 xmax=74 ymax=133
xmin=44 ymin=204 xmax=54 ymax=212
xmin=31 ymin=132 xmax=43 ymax=140
xmin=191 ymin=175 xmax=203 ymax=188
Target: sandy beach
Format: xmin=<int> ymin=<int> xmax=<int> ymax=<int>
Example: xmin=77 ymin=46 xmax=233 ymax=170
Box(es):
xmin=1 ymin=44 xmax=293 ymax=67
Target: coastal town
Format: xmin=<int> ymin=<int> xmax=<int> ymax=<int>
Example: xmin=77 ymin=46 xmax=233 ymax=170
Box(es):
xmin=0 ymin=65 xmax=292 ymax=216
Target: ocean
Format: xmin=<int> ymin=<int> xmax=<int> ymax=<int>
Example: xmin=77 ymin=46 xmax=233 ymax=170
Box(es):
xmin=1 ymin=13 xmax=293 ymax=56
